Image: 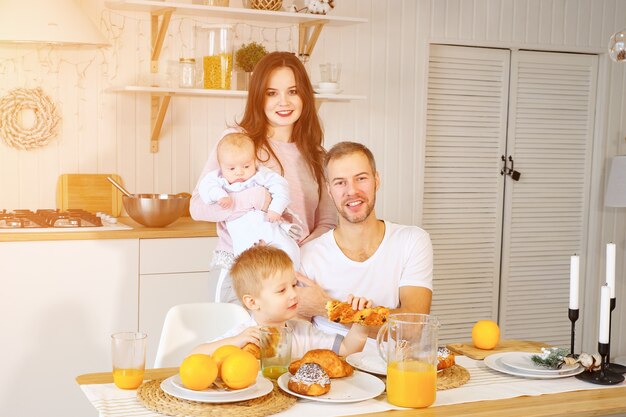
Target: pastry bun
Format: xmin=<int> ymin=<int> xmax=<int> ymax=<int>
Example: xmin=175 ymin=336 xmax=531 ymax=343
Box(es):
xmin=289 ymin=349 xmax=353 ymax=378
xmin=288 ymin=363 xmax=331 ymax=396
xmin=437 ymin=347 xmax=455 ymax=370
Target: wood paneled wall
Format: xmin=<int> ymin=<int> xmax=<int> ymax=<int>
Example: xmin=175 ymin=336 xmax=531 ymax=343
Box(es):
xmin=1 ymin=0 xmax=625 ymax=357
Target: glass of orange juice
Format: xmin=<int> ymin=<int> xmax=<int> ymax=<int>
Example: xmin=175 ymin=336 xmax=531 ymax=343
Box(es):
xmin=260 ymin=326 xmax=292 ymax=380
xmin=377 ymin=314 xmax=439 ymax=408
xmin=111 ymin=332 xmax=147 ymax=390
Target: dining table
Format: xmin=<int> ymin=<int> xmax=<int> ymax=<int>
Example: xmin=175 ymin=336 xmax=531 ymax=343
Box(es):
xmin=76 ymin=355 xmax=626 ymax=417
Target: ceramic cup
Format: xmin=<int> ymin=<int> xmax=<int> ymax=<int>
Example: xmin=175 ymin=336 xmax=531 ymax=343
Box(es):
xmin=318 ymin=81 xmax=339 ymax=90
xmin=319 ymin=63 xmax=341 ymax=83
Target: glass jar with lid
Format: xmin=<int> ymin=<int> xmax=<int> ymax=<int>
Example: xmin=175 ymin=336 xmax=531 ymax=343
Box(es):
xmin=195 ymin=24 xmax=234 ymax=90
xmin=178 ymin=58 xmax=196 ymax=88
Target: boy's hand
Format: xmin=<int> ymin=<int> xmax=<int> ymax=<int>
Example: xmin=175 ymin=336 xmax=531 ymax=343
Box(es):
xmin=346 ymin=294 xmax=373 ymax=311
xmin=218 ymin=196 xmax=233 ymax=209
xmin=233 ymin=326 xmax=260 ymax=347
xmin=266 ymin=210 xmax=281 ymax=222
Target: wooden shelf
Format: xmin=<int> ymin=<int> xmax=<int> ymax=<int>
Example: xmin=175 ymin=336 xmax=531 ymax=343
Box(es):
xmin=110 ymin=85 xmax=366 ymax=102
xmin=105 ymin=0 xmax=367 ymax=26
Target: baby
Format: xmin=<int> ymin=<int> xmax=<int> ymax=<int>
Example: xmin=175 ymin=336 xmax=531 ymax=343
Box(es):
xmin=197 ymin=132 xmax=302 ymax=268
xmin=191 ymin=245 xmax=371 ymax=359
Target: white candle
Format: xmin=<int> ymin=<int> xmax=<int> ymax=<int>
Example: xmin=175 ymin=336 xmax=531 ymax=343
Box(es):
xmin=569 ymin=255 xmax=579 ymax=309
xmin=599 ymin=284 xmax=611 ymax=344
xmin=606 ymin=243 xmax=616 ymax=299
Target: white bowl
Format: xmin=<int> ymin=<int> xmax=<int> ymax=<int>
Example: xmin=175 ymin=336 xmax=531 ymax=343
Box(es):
xmin=318 ymin=82 xmax=339 ymax=90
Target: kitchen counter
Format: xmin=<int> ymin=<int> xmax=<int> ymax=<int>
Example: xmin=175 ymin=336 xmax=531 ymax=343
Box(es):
xmin=0 ymin=217 xmax=217 ymax=242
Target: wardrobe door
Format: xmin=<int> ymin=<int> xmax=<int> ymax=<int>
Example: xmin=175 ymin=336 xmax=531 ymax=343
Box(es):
xmin=499 ymin=51 xmax=597 ymax=347
xmin=423 ymin=44 xmax=510 ymax=343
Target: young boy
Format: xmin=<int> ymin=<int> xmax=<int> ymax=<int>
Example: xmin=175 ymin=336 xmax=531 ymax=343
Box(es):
xmin=197 ymin=132 xmax=302 ymax=269
xmin=191 ymin=245 xmax=371 ymax=358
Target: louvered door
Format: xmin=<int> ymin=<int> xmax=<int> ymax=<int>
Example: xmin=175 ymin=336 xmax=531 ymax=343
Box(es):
xmin=424 ymin=45 xmax=510 ymax=343
xmin=423 ymin=45 xmax=597 ymax=347
xmin=499 ymin=51 xmax=597 ymax=346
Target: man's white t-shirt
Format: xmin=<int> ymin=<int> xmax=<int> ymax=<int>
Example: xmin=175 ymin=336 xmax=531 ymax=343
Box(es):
xmin=213 ymin=316 xmax=343 ymax=359
xmin=300 ymin=221 xmax=433 ymax=341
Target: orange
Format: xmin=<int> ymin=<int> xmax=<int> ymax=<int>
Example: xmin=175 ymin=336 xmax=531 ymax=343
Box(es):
xmin=212 ymin=345 xmax=242 ymax=377
xmin=179 ymin=354 xmax=218 ymax=391
xmin=220 ymin=350 xmax=259 ymax=390
xmin=472 ymin=320 xmax=500 ymax=350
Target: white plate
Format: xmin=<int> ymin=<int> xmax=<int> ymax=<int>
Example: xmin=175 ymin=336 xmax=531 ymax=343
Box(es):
xmin=484 ymin=352 xmax=584 ymax=379
xmin=161 ymin=373 xmax=273 ymax=403
xmin=500 ymin=352 xmax=581 ymax=374
xmin=346 ymin=352 xmax=387 ymax=375
xmin=170 ymin=374 xmax=256 ymax=396
xmin=314 ymin=88 xmax=343 ymax=95
xmin=277 ymin=370 xmax=385 ymax=403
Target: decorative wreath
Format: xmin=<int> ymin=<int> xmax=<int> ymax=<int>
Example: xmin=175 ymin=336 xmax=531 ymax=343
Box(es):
xmin=0 ymin=87 xmax=61 ymax=150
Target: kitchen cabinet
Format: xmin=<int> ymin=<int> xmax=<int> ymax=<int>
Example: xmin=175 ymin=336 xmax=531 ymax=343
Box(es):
xmin=423 ymin=45 xmax=597 ymax=348
xmin=138 ymin=237 xmax=221 ymax=366
xmin=105 ymin=0 xmax=368 ymax=152
xmin=0 ymin=239 xmax=139 ymax=417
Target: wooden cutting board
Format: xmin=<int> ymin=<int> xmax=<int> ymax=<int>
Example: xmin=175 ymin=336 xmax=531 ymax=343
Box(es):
xmin=447 ymin=340 xmax=550 ymax=360
xmin=56 ymin=174 xmax=123 ymax=217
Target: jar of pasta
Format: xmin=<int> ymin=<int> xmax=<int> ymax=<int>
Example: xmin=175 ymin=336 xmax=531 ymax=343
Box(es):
xmin=196 ymin=24 xmax=234 ymax=90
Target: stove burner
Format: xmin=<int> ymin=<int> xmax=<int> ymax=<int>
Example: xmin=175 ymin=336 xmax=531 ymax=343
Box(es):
xmin=0 ymin=209 xmax=103 ymax=229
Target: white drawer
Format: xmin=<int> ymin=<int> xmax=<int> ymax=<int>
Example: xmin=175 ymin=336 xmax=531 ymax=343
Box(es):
xmin=140 ymin=237 xmax=216 ymax=274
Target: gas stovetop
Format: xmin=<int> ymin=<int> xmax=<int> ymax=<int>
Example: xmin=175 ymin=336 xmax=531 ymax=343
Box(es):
xmin=0 ymin=209 xmax=104 ymax=229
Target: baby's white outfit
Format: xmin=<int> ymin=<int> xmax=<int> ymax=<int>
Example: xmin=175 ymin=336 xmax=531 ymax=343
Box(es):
xmin=198 ymin=165 xmax=302 ymax=268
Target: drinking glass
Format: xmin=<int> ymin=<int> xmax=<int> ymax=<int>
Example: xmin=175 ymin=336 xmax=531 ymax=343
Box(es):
xmin=260 ymin=326 xmax=292 ymax=379
xmin=319 ymin=62 xmax=341 ymax=83
xmin=377 ymin=314 xmax=439 ymax=408
xmin=111 ymin=332 xmax=147 ymax=390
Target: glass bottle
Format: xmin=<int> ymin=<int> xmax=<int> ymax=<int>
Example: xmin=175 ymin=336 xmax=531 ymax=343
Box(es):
xmin=178 ymin=58 xmax=196 ymax=88
xmin=195 ymin=24 xmax=234 ymax=90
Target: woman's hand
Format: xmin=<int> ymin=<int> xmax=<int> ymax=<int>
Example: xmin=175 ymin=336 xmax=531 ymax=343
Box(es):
xmin=266 ymin=210 xmax=281 ymax=222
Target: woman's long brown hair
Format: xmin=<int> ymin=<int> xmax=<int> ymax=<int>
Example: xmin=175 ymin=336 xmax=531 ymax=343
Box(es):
xmin=238 ymin=51 xmax=325 ymax=195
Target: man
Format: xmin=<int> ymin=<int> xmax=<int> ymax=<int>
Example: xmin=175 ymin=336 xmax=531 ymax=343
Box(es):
xmin=296 ymin=141 xmax=433 ymax=340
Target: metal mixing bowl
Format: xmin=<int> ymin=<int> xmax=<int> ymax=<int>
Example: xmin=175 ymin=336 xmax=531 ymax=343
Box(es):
xmin=122 ymin=193 xmax=190 ymax=227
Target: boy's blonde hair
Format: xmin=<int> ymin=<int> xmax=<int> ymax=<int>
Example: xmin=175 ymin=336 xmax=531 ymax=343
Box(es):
xmin=217 ymin=133 xmax=255 ymax=164
xmin=230 ymin=245 xmax=294 ymax=301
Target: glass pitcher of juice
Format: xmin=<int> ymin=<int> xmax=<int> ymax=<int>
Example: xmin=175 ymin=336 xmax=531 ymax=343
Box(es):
xmin=377 ymin=313 xmax=439 ymax=408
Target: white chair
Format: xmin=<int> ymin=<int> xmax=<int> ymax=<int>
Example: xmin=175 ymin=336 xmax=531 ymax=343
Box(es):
xmin=153 ymin=302 xmax=250 ymax=368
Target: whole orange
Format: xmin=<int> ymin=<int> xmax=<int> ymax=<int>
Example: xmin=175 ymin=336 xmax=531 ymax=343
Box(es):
xmin=212 ymin=345 xmax=242 ymax=377
xmin=179 ymin=354 xmax=218 ymax=391
xmin=221 ymin=350 xmax=259 ymax=390
xmin=472 ymin=320 xmax=500 ymax=350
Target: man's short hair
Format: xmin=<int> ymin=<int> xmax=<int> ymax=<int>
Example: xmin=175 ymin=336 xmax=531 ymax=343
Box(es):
xmin=230 ymin=245 xmax=293 ymax=301
xmin=323 ymin=141 xmax=377 ymax=180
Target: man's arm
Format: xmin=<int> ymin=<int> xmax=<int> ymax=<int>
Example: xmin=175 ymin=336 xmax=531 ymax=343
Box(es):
xmin=295 ymin=273 xmax=332 ymax=319
xmin=364 ymin=286 xmax=432 ymax=338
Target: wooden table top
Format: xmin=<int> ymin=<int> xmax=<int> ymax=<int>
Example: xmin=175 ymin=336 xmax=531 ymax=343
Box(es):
xmin=76 ymin=368 xmax=626 ymax=417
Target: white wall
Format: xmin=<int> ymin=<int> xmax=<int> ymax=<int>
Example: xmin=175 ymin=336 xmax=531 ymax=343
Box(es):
xmin=0 ymin=0 xmax=625 ymax=356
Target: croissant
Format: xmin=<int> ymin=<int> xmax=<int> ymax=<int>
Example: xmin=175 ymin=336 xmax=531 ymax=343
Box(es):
xmin=242 ymin=343 xmax=260 ymax=359
xmin=289 ymin=349 xmax=354 ymax=378
xmin=326 ymin=300 xmax=389 ymax=326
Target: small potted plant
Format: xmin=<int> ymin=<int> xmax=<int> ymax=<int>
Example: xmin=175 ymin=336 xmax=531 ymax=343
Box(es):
xmin=235 ymin=42 xmax=268 ymax=90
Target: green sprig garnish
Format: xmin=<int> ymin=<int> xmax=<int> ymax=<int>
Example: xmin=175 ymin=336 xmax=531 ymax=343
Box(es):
xmin=530 ymin=347 xmax=570 ymax=369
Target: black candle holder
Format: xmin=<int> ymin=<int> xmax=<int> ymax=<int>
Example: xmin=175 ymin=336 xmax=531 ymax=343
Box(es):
xmin=575 ymin=342 xmax=624 ymax=385
xmin=607 ymin=297 xmax=626 ymax=374
xmin=567 ymin=308 xmax=579 ymax=359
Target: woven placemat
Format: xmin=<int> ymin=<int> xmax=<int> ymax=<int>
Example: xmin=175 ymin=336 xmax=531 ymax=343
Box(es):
xmin=437 ymin=364 xmax=470 ymax=390
xmin=137 ymin=379 xmax=296 ymax=417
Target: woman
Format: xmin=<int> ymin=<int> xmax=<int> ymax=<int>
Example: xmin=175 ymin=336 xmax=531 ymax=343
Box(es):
xmin=190 ymin=51 xmax=337 ymax=303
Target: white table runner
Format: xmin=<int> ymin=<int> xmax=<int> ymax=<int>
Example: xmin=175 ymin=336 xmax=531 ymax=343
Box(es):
xmin=81 ymin=356 xmax=625 ymax=417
